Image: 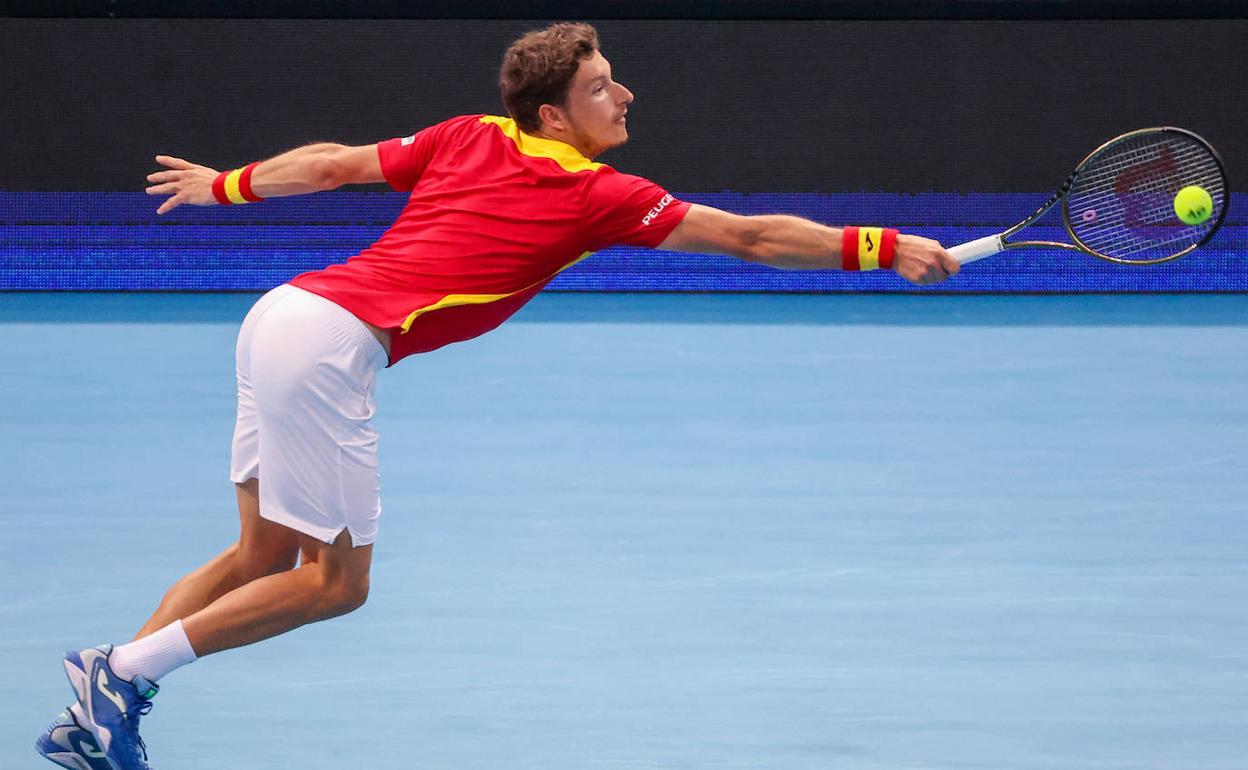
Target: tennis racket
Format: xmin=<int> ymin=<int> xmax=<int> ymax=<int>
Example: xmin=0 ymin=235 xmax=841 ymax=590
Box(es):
xmin=950 ymin=127 xmax=1229 ymax=265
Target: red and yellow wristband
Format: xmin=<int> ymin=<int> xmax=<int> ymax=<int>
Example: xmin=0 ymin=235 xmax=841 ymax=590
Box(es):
xmin=841 ymin=226 xmax=899 ymax=271
xmin=211 ymin=162 xmax=264 ymax=205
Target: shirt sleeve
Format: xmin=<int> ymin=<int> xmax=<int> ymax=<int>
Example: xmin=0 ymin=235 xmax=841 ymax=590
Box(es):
xmin=584 ymin=170 xmax=691 ymax=250
xmin=376 ymin=115 xmax=478 ymax=192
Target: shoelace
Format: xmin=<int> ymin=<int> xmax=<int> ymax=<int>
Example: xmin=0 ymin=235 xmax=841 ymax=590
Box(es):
xmin=121 ymin=700 xmax=154 ymax=763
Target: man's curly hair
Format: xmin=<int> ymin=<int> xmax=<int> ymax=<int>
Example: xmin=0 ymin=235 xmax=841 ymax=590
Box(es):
xmin=500 ymin=23 xmax=600 ymax=133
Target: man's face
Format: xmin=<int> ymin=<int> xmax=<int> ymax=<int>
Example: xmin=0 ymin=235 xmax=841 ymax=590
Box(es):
xmin=556 ymin=50 xmax=634 ymax=158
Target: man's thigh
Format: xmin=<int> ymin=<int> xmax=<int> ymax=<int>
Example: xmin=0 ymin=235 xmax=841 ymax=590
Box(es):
xmin=236 ymin=478 xmax=299 ymax=574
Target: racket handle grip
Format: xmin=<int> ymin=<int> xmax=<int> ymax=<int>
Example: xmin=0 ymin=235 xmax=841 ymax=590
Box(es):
xmin=948 ymin=234 xmax=1004 ymax=264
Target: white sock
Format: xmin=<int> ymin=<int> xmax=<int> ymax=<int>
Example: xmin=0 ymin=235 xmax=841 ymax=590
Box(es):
xmin=109 ymin=620 xmax=198 ymax=683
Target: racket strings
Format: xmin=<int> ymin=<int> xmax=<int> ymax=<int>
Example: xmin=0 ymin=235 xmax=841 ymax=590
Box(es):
xmin=1074 ymin=160 xmax=1220 ymax=255
xmin=1073 ymin=143 xmax=1217 ymax=249
xmin=1065 ymin=132 xmax=1226 ymax=262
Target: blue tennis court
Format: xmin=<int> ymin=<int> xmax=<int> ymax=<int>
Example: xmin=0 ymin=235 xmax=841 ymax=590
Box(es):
xmin=3 ymin=291 xmax=1245 ymax=770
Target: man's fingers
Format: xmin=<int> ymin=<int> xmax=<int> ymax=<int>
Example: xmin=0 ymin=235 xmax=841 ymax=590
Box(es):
xmin=146 ymin=170 xmax=183 ymax=183
xmin=921 ymin=248 xmax=956 ymax=284
xmin=155 ymin=155 xmax=195 ymax=170
xmin=156 ymin=195 xmax=183 ymax=215
xmin=937 ymin=247 xmax=961 ymax=276
xmin=894 ymin=243 xmax=958 ymax=286
xmin=146 ymin=183 xmax=179 ymax=195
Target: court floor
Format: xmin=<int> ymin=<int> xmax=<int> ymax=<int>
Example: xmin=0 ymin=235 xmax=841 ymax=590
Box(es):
xmin=2 ymin=292 xmax=1246 ymax=770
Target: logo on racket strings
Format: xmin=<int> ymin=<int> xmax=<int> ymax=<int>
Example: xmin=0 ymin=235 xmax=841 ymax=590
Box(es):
xmin=1113 ymin=146 xmax=1178 ymax=233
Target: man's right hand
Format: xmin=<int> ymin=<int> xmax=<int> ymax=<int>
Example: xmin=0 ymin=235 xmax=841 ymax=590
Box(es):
xmin=892 ymin=234 xmax=960 ymax=285
xmin=145 ymin=156 xmax=220 ymax=215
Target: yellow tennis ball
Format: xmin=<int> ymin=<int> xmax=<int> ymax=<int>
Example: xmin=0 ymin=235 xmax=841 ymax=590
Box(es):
xmin=1174 ymin=186 xmax=1213 ymax=226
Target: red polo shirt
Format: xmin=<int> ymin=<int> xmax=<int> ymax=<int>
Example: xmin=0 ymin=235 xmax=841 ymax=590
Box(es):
xmin=289 ymin=114 xmax=691 ymax=364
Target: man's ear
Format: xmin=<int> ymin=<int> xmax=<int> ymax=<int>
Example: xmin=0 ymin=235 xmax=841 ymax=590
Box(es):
xmin=537 ymin=103 xmax=567 ymax=132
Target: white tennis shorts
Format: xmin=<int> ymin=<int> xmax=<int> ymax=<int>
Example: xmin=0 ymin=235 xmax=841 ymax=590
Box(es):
xmin=230 ymin=284 xmax=388 ymax=547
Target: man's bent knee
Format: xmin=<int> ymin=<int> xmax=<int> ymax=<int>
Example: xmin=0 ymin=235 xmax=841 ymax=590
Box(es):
xmin=314 ymin=573 xmax=369 ymax=619
xmin=336 ymin=576 xmax=370 ymax=615
xmin=298 ymin=528 xmax=372 ymax=619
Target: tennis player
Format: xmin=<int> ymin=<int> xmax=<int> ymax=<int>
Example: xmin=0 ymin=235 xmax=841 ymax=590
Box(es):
xmin=37 ymin=22 xmax=958 ymax=770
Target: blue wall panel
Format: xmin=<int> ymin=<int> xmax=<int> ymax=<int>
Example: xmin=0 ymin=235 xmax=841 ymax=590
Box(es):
xmin=2 ymin=192 xmax=1243 ymax=292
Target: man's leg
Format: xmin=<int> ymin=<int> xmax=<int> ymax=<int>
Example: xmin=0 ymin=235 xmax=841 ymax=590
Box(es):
xmin=181 ymin=524 xmax=372 ymax=656
xmin=89 ymin=478 xmax=302 ymax=688
xmin=123 ymin=476 xmax=373 ymax=659
xmin=57 ymin=488 xmax=370 ymax=770
xmin=131 ymin=479 xmax=299 ymax=641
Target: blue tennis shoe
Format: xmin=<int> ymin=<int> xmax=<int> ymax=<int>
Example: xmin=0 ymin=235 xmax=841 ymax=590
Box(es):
xmin=35 ymin=704 xmax=112 ymax=770
xmin=63 ymin=645 xmax=159 ymax=770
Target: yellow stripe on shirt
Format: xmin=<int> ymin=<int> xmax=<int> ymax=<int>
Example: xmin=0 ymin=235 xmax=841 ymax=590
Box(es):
xmin=399 ymin=251 xmax=594 ymax=333
xmin=479 ymin=116 xmax=604 ymax=174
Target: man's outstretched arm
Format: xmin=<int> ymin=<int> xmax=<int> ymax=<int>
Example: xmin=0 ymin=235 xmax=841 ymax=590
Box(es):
xmin=145 ymin=143 xmax=384 ymax=215
xmin=657 ymin=203 xmax=959 ymax=286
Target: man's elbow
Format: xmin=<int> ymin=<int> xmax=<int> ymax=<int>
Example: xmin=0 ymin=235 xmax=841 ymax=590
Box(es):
xmin=734 ymin=220 xmax=768 ymax=263
xmin=314 ymin=144 xmax=349 ymax=190
xmin=738 ymin=227 xmax=791 ymax=267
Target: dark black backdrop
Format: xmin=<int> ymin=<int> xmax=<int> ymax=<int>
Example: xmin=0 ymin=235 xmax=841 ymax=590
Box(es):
xmin=2 ymin=18 xmax=1244 ymax=192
